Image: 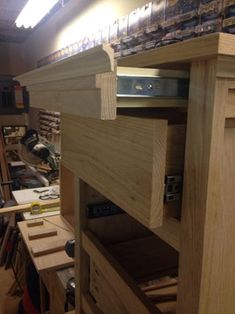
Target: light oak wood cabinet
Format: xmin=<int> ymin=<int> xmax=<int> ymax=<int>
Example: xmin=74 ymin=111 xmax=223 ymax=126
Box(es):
xmin=16 ymin=32 xmax=235 ymax=314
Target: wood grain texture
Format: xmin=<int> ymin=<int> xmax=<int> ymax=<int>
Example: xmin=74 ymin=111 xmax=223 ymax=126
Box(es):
xmin=28 ymin=228 xmax=57 ymax=240
xmin=118 ymin=33 xmax=235 ymax=68
xmin=75 ymin=179 xmax=90 ymax=314
xmin=226 ymin=89 xmax=235 ymax=118
xmin=18 ymin=215 xmax=74 ymax=272
xmin=15 ymin=45 xmax=114 ymax=86
xmin=60 ymin=164 xmax=74 ymax=221
xmin=117 ymin=66 xmax=189 ymax=78
xmin=31 ymin=239 xmax=66 ymax=257
xmin=62 ymin=114 xmax=185 ymax=229
xmin=152 ymin=218 xmax=180 ymax=252
xmin=177 ymin=62 xmax=232 ymax=314
xmin=117 ymin=98 xmax=187 ymax=109
xmin=217 ymin=55 xmax=235 ymax=79
xmin=29 ymin=72 xmax=116 ymax=120
xmin=195 ymin=125 xmax=235 ymax=314
xmin=15 ymin=45 xmax=116 ymax=120
xmin=82 ymin=230 xmax=160 ymax=314
xmin=27 ymin=219 xmax=44 ymax=227
xmin=62 ymin=114 xmax=167 ymax=229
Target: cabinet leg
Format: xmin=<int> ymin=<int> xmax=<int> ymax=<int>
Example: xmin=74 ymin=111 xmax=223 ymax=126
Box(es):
xmin=177 ymin=61 xmax=235 ymax=313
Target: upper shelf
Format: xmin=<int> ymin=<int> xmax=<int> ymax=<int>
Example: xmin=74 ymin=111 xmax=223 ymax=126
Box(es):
xmin=118 ymin=32 xmax=235 ymax=68
xmin=15 ymin=33 xmax=235 ymax=119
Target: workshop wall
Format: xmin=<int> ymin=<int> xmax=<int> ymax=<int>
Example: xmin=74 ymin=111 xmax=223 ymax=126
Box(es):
xmin=23 ymin=0 xmax=147 ymax=71
xmin=0 ymin=42 xmax=25 ymax=75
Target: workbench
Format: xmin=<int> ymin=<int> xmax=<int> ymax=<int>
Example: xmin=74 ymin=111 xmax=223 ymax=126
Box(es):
xmin=16 ymin=32 xmax=235 ymax=314
xmin=18 ymin=215 xmax=74 ymax=313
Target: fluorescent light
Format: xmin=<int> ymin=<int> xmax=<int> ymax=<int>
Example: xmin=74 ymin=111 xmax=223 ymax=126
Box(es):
xmin=15 ymin=0 xmax=59 ymax=29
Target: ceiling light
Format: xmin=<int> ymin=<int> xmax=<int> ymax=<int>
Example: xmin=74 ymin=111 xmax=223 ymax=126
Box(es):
xmin=15 ymin=0 xmax=60 ymax=29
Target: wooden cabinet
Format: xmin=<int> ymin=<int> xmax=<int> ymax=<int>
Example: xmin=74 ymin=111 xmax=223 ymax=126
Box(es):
xmin=16 ymin=32 xmax=235 ymax=314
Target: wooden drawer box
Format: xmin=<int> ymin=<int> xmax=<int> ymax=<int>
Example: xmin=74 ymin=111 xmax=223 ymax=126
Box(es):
xmin=62 ymin=114 xmax=185 ymax=230
xmin=83 ymin=230 xmax=178 ymax=314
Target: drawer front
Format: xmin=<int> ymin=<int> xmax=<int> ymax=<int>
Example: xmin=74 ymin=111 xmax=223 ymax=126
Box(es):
xmin=62 ymin=114 xmax=185 ymax=229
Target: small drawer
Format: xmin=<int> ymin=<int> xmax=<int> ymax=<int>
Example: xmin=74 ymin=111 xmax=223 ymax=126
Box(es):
xmin=62 ymin=114 xmax=185 ymax=230
xmin=82 ymin=230 xmax=178 ymax=314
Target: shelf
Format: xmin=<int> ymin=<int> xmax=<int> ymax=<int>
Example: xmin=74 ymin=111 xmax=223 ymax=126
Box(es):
xmin=83 ymin=230 xmax=178 ymax=314
xmin=118 ymin=33 xmax=235 ymax=68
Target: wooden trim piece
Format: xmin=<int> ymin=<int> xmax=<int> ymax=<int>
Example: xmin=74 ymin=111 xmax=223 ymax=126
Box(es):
xmin=75 ymin=180 xmax=90 ymax=314
xmin=82 ymin=230 xmax=160 ymax=314
xmin=31 ymin=239 xmax=66 ymax=256
xmin=177 ymin=62 xmax=230 ymax=314
xmin=28 ymin=228 xmax=57 ymax=240
xmin=117 ymin=66 xmax=189 ymax=78
xmin=217 ymin=55 xmax=235 ymax=79
xmin=15 ymin=45 xmax=114 ymax=86
xmin=27 ymin=219 xmax=44 ymax=227
xmin=28 ymin=72 xmax=116 ymax=120
xmin=117 ymin=97 xmax=187 ymax=108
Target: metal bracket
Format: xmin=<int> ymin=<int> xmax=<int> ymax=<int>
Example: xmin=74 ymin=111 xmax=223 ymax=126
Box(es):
xmin=164 ymin=175 xmax=183 ymax=203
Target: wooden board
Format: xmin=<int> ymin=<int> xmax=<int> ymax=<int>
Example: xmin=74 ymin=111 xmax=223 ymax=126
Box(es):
xmin=18 ymin=215 xmax=74 ymax=272
xmin=27 ymin=219 xmax=44 ymax=227
xmin=62 ymin=114 xmax=185 ymax=229
xmin=15 ymin=45 xmax=114 ymax=86
xmin=31 ymin=239 xmax=66 ymax=256
xmin=15 ymin=45 xmax=116 ymax=120
xmin=28 ymin=228 xmax=57 ymax=240
xmin=118 ymin=33 xmax=235 ymax=68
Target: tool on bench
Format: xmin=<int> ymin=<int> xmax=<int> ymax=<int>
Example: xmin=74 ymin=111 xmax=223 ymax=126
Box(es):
xmin=19 ymin=128 xmax=59 ymax=171
xmin=30 ymin=201 xmax=59 ymax=215
xmin=65 ymin=239 xmax=75 ymax=258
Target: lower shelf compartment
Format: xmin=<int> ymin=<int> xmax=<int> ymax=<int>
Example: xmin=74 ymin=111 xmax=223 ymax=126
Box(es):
xmin=82 ymin=230 xmax=178 ymax=314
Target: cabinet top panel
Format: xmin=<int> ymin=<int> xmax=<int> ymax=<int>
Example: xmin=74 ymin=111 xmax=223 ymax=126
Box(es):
xmin=118 ymin=33 xmax=235 ymax=68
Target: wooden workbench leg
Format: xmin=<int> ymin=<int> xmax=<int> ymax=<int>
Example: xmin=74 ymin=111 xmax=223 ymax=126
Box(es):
xmin=177 ymin=60 xmax=235 ymax=314
xmin=75 ymin=178 xmax=90 ymax=314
